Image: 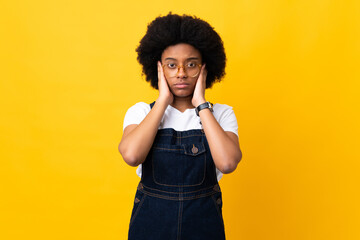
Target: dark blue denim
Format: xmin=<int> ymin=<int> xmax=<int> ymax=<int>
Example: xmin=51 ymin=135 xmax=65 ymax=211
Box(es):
xmin=128 ymin=104 xmax=225 ymax=240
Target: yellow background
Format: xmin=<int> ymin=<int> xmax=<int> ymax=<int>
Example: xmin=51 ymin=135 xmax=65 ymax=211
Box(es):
xmin=1 ymin=0 xmax=359 ymax=239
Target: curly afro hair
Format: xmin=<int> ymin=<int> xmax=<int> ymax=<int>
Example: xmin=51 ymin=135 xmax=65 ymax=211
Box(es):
xmin=136 ymin=13 xmax=226 ymax=89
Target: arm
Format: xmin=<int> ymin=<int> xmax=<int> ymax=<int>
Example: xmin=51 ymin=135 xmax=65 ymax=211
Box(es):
xmin=192 ymin=65 xmax=242 ymax=174
xmin=198 ymin=109 xmax=242 ymax=174
xmin=118 ymin=62 xmax=173 ymax=167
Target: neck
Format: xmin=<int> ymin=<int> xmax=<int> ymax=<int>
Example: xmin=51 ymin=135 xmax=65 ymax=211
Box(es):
xmin=170 ymin=95 xmax=194 ymax=113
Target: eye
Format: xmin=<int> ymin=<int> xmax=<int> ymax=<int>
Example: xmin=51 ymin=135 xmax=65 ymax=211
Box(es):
xmin=167 ymin=63 xmax=177 ymax=69
xmin=187 ymin=62 xmax=197 ymax=68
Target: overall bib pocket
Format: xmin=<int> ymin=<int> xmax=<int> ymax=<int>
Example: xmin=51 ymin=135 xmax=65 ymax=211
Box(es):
xmin=152 ymin=143 xmax=206 ymax=186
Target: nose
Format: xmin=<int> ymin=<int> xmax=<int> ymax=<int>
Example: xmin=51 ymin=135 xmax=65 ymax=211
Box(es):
xmin=176 ymin=66 xmax=187 ymax=78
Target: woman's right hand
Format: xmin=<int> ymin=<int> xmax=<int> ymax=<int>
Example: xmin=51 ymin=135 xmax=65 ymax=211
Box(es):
xmin=119 ymin=62 xmax=172 ymax=166
xmin=157 ymin=61 xmax=173 ymax=106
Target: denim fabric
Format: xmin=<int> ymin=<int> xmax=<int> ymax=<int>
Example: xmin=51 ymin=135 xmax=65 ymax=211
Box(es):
xmin=128 ymin=103 xmax=225 ymax=240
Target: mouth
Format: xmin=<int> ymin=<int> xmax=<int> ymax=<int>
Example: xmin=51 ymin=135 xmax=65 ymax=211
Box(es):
xmin=174 ymin=83 xmax=190 ymax=89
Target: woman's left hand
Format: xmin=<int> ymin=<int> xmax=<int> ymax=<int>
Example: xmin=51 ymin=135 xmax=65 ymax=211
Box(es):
xmin=191 ymin=64 xmax=207 ymax=107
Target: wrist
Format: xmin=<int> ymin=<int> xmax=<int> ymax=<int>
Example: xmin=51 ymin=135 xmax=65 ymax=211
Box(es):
xmin=157 ymin=94 xmax=172 ymax=105
xmin=193 ymin=98 xmax=206 ymax=108
xmin=155 ymin=97 xmax=171 ymax=108
xmin=195 ymin=101 xmax=213 ymax=116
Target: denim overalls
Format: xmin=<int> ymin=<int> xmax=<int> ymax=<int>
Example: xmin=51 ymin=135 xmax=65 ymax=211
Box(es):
xmin=128 ymin=102 xmax=225 ymax=240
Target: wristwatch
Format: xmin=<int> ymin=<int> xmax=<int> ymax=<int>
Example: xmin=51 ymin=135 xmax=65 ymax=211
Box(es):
xmin=195 ymin=102 xmax=213 ymax=116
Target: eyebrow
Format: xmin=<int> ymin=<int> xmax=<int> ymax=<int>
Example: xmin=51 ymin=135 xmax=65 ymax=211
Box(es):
xmin=164 ymin=57 xmax=200 ymax=61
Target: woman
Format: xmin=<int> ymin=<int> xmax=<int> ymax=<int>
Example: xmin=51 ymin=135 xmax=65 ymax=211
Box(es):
xmin=119 ymin=13 xmax=242 ymax=240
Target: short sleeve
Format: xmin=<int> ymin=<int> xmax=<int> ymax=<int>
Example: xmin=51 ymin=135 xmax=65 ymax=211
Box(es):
xmin=123 ymin=102 xmax=151 ymax=131
xmin=213 ymin=104 xmax=239 ymax=137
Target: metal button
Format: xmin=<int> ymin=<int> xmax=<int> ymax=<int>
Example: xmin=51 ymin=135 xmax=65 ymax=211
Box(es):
xmin=191 ymin=144 xmax=198 ymax=154
xmin=216 ymin=198 xmax=222 ymax=205
xmin=134 ymin=198 xmax=140 ymax=203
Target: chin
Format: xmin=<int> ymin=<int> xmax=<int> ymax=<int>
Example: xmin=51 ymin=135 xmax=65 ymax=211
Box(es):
xmin=172 ymin=87 xmax=195 ymax=96
xmin=173 ymin=92 xmax=193 ymax=98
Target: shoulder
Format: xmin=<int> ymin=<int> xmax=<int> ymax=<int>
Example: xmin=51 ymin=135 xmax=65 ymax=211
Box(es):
xmin=212 ymin=103 xmax=235 ymax=118
xmin=213 ymin=103 xmax=234 ymax=112
xmin=123 ymin=102 xmax=151 ymax=130
xmin=126 ymin=102 xmax=151 ymax=113
xmin=212 ymin=103 xmax=239 ymax=137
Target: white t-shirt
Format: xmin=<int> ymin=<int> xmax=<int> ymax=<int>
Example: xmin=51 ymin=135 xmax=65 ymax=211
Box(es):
xmin=123 ymin=102 xmax=239 ymax=181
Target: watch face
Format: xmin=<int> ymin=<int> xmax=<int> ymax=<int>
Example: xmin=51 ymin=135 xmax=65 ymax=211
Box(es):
xmin=208 ymin=102 xmax=214 ymax=112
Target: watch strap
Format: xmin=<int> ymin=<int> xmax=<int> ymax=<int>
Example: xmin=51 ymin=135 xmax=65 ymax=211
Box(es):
xmin=195 ymin=102 xmax=213 ymax=116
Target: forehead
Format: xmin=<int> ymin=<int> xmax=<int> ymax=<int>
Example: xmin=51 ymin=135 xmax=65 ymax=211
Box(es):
xmin=161 ymin=43 xmax=201 ymax=61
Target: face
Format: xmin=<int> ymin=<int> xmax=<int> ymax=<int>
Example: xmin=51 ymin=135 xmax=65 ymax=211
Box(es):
xmin=161 ymin=43 xmax=202 ymax=98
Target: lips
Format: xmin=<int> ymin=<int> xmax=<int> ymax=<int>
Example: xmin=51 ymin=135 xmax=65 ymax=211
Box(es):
xmin=174 ymin=83 xmax=190 ymax=88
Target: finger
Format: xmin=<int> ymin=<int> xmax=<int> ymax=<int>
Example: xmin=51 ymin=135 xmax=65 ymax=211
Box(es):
xmin=198 ymin=63 xmax=206 ymax=76
xmin=202 ymin=64 xmax=207 ymax=79
xmin=201 ymin=63 xmax=206 ymax=72
xmin=158 ymin=61 xmax=161 ymax=73
xmin=202 ymin=63 xmax=206 ymax=70
xmin=158 ymin=62 xmax=166 ymax=81
xmin=198 ymin=64 xmax=207 ymax=85
xmin=157 ymin=61 xmax=161 ymax=80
